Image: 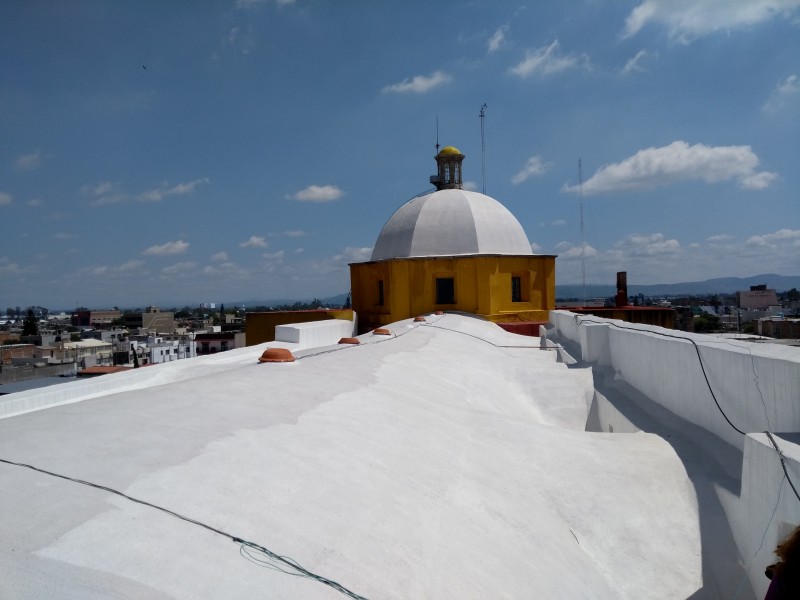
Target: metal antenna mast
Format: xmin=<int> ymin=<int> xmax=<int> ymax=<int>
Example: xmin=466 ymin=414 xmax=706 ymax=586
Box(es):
xmin=435 ymin=114 xmax=440 ymax=153
xmin=479 ymin=103 xmax=487 ymax=194
xmin=578 ymin=158 xmax=586 ymax=304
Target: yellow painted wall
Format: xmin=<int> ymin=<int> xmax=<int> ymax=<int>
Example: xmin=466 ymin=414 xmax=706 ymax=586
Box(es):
xmin=245 ymin=310 xmax=353 ymax=346
xmin=350 ymin=255 xmax=555 ymax=333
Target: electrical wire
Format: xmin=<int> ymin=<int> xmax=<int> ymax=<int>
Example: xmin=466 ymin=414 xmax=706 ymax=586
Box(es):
xmin=0 ymin=457 xmax=369 ymax=600
xmin=572 ymin=315 xmax=800 ymax=503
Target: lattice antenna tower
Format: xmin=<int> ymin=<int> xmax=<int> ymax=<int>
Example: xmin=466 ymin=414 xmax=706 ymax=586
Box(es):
xmin=579 ymin=158 xmax=586 ymax=304
xmin=479 ymin=103 xmax=488 ymax=194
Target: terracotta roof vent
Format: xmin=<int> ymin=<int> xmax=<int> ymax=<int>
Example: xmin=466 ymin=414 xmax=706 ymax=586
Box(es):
xmin=414 ymin=316 xmax=426 ymax=322
xmin=258 ymin=348 xmax=295 ymax=363
xmin=373 ymin=328 xmax=391 ymax=335
xmin=435 ymin=310 xmax=445 ymax=315
xmin=338 ymin=337 xmax=360 ymax=344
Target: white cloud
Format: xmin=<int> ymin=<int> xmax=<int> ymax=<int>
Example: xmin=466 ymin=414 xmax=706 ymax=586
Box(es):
xmin=240 ymin=235 xmax=268 ymax=248
xmin=295 ymin=248 xmax=304 ymax=253
xmin=143 ymin=240 xmax=190 ymax=256
xmin=291 ymin=184 xmax=344 ymax=202
xmin=508 ymin=40 xmax=586 ymax=78
xmin=333 ymin=247 xmax=373 ymax=263
xmin=15 ymin=149 xmax=44 ymax=171
xmin=137 ymin=178 xmax=209 ymax=202
xmin=555 ymin=242 xmax=599 ymax=260
xmin=262 ymin=250 xmax=285 ymax=261
xmin=0 ymin=257 xmax=22 ymax=274
xmin=707 ymin=234 xmax=734 ymax=242
xmin=530 ymin=242 xmax=542 ymax=253
xmin=161 ymin=262 xmax=197 ymax=276
xmin=621 ymin=0 xmax=800 ymax=42
xmin=562 ymin=141 xmax=777 ymax=195
xmin=211 ymin=251 xmax=229 ymax=262
xmin=512 ymin=155 xmax=552 ymax=184
xmin=613 ymin=233 xmax=681 ymax=257
xmin=745 ymin=228 xmax=800 ymax=247
xmin=84 ymin=179 xmax=208 ymax=205
xmin=763 ymin=74 xmax=800 ymax=112
xmin=551 ymin=219 xmax=567 ymax=226
xmin=278 ymin=230 xmax=307 ymax=237
xmin=488 ymin=26 xmax=508 ymax=53
xmin=26 ymin=198 xmax=43 ymax=207
xmin=620 ymin=49 xmax=655 ymax=75
xmin=0 ymin=192 xmax=11 ymax=206
xmin=117 ymin=260 xmax=145 ymax=272
xmin=382 ymin=71 xmax=452 ymax=94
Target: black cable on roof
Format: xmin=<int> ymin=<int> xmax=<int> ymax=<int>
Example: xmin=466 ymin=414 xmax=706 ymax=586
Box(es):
xmin=0 ymin=457 xmax=369 ymax=600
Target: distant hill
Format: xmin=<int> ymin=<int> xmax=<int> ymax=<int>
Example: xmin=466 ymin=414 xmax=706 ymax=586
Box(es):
xmin=557 ymin=274 xmax=800 ymax=299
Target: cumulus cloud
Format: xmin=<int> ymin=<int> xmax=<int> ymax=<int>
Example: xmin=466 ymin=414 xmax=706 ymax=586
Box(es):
xmin=530 ymin=242 xmax=542 ymax=253
xmin=488 ymin=26 xmax=508 ymax=53
xmin=240 ymin=235 xmax=268 ymax=248
xmin=613 ymin=233 xmax=681 ymax=256
xmin=262 ymin=250 xmax=285 ymax=261
xmin=26 ymin=198 xmax=43 ymax=207
xmin=512 ymin=155 xmax=552 ymax=184
xmin=291 ymin=184 xmax=344 ymax=202
xmin=707 ymin=234 xmax=734 ymax=242
xmin=161 ymin=262 xmax=197 ymax=276
xmin=84 ymin=178 xmax=208 ymax=205
xmin=763 ymin=74 xmax=800 ymax=112
xmin=562 ymin=141 xmax=777 ymax=195
xmin=137 ymin=178 xmax=209 ymax=202
xmin=85 ymin=260 xmax=146 ymax=277
xmin=745 ymin=228 xmax=800 ymax=247
xmin=333 ymin=247 xmax=373 ymax=263
xmin=117 ymin=260 xmax=145 ymax=271
xmin=621 ymin=0 xmax=800 ymax=42
xmin=143 ymin=240 xmax=190 ymax=256
xmin=554 ymin=241 xmax=599 ymax=259
xmin=14 ymin=149 xmax=44 ymax=171
xmin=0 ymin=257 xmax=22 ymax=274
xmin=211 ymin=251 xmax=228 ymax=262
xmin=0 ymin=192 xmax=11 ymax=206
xmin=382 ymin=71 xmax=452 ymax=94
xmin=509 ymin=40 xmax=587 ymax=78
xmin=620 ymin=49 xmax=655 ymax=75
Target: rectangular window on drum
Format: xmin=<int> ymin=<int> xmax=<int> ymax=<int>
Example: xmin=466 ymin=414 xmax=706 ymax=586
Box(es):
xmin=436 ymin=277 xmax=455 ymax=304
xmin=512 ymin=276 xmax=522 ymax=302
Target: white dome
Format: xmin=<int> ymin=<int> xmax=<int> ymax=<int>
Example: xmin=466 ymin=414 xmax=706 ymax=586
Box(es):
xmin=371 ymin=188 xmax=533 ymax=261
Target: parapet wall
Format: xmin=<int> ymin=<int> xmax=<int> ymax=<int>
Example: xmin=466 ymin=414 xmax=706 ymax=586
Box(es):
xmin=550 ymin=310 xmax=800 ymax=449
xmin=550 ymin=310 xmax=800 ymax=599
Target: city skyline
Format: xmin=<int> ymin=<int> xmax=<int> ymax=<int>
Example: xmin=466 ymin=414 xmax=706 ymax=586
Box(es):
xmin=1 ymin=0 xmax=799 ymax=309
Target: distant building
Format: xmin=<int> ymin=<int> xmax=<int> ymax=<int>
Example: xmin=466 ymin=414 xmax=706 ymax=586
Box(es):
xmin=737 ymin=285 xmax=779 ymax=310
xmin=71 ymin=309 xmax=121 ymax=328
xmin=124 ymin=306 xmax=175 ymax=334
xmin=350 ymin=146 xmax=555 ymax=333
xmin=758 ymin=317 xmax=800 ymax=339
xmin=195 ymin=331 xmax=246 ymax=355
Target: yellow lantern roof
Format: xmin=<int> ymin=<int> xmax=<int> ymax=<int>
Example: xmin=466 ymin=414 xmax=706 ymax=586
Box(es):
xmin=438 ymin=146 xmax=462 ymax=156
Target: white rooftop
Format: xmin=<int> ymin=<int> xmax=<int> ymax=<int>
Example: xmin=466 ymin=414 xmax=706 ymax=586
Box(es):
xmin=370 ymin=189 xmax=534 ymax=261
xmin=0 ymin=314 xmax=717 ymax=598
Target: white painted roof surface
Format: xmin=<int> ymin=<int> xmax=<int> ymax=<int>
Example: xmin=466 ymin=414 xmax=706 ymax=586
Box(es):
xmin=0 ymin=314 xmax=701 ymax=599
xmin=370 ymin=189 xmax=534 ymax=261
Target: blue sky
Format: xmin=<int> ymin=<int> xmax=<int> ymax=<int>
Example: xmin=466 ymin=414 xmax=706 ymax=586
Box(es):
xmin=1 ymin=0 xmax=799 ymax=309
